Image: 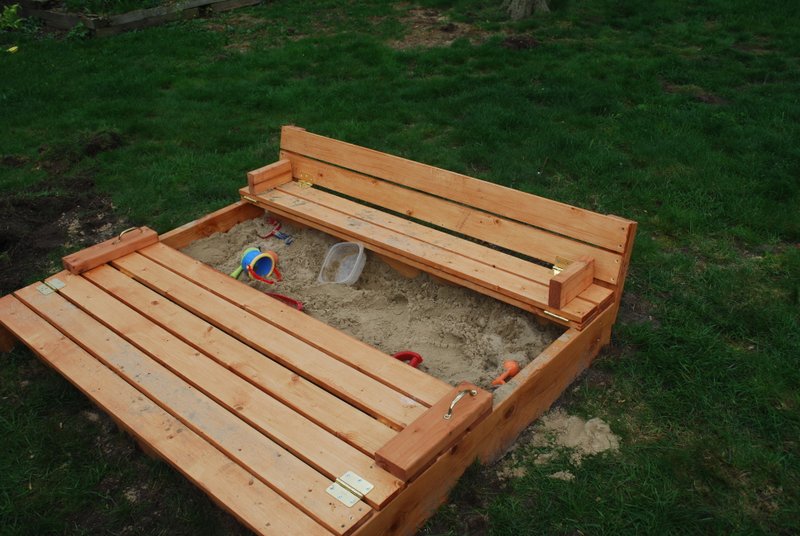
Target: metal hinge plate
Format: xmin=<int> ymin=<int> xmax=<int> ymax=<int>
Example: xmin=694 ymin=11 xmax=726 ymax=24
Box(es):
xmin=325 ymin=471 xmax=373 ymax=507
xmin=36 ymin=284 xmax=54 ymax=295
xmin=297 ymin=172 xmax=313 ymax=189
xmin=552 ymin=256 xmax=573 ymax=276
xmin=37 ymin=278 xmax=66 ymax=295
xmin=47 ymin=278 xmax=66 ymax=290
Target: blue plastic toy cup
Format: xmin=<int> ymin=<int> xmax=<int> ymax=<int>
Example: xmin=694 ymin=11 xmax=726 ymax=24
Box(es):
xmin=230 ymin=247 xmax=281 ymax=284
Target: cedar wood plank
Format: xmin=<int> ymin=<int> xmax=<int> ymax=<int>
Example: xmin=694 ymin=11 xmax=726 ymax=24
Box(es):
xmin=248 ymin=159 xmax=293 ymax=195
xmin=548 ymin=257 xmax=595 ymax=308
xmin=273 ymin=180 xmax=613 ymax=311
xmin=0 ymin=294 xmax=330 ymax=536
xmin=159 ymin=201 xmax=264 ymax=250
xmin=84 ymin=263 xmax=395 ymax=456
xmin=62 ymin=226 xmax=158 ymax=274
xmin=14 ymin=285 xmax=370 ymax=535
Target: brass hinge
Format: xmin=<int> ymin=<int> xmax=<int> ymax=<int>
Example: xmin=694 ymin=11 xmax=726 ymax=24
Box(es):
xmin=543 ymin=310 xmax=569 ymax=323
xmin=552 ymin=256 xmax=573 ymax=276
xmin=325 ymin=471 xmax=373 ymax=507
xmin=241 ymin=195 xmax=258 ymax=204
xmin=297 ymin=172 xmax=313 ymax=189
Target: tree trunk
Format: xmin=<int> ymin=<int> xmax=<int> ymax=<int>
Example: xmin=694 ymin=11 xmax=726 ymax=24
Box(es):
xmin=502 ymin=0 xmax=550 ymax=20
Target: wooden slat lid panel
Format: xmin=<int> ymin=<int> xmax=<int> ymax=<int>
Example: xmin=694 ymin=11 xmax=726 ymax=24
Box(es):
xmin=273 ymin=180 xmax=614 ymax=312
xmin=48 ymin=271 xmax=402 ymax=509
xmin=13 ymin=285 xmax=370 ymax=535
xmin=282 ymin=151 xmax=625 ymax=286
xmin=280 ymin=126 xmax=634 ymax=254
xmin=250 ymin=185 xmax=600 ymax=324
xmin=84 ymin=264 xmax=395 ymax=457
xmin=112 ymin=251 xmax=427 ymax=429
xmin=0 ymin=294 xmax=332 ymax=536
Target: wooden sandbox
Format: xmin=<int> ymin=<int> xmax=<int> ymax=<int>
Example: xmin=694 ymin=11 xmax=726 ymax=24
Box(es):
xmin=0 ymin=126 xmax=636 ymax=535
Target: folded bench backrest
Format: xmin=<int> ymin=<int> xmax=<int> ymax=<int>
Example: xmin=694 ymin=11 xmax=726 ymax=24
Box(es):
xmin=278 ymin=126 xmax=636 ymax=297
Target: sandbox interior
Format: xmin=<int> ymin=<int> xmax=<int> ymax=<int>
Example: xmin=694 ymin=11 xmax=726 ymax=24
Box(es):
xmin=182 ymin=215 xmax=564 ymax=390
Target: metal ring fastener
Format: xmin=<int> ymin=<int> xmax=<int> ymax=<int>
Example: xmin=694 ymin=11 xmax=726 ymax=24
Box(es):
xmin=443 ymin=389 xmax=478 ymax=420
xmin=115 ymin=227 xmax=141 ymax=243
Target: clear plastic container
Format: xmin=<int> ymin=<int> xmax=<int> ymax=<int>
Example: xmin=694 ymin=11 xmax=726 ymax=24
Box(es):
xmin=318 ymin=242 xmax=366 ymax=285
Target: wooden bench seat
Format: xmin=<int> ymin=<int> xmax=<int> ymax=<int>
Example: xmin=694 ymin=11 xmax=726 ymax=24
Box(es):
xmin=241 ymin=126 xmax=636 ymax=330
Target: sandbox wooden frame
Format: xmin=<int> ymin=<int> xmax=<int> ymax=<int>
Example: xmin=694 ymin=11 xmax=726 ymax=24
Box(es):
xmin=0 ymin=126 xmax=635 ymax=536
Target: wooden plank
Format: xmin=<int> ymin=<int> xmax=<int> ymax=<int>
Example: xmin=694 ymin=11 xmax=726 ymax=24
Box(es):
xmin=548 ymin=257 xmax=594 ymax=308
xmin=52 ymin=271 xmax=402 ymax=508
xmin=139 ymin=243 xmax=452 ymax=406
xmin=355 ymin=308 xmax=615 ymax=536
xmin=95 ymin=7 xmax=201 ymax=36
xmin=0 ymin=322 xmax=16 ymax=352
xmin=84 ymin=264 xmax=395 ymax=456
xmin=213 ymin=0 xmax=263 ymax=12
xmin=243 ymin=203 xmax=580 ymax=329
xmin=107 ymin=0 xmax=214 ymax=25
xmin=577 ymin=283 xmax=615 ymax=308
xmin=249 ymin=186 xmax=597 ymax=323
xmin=272 ymin=181 xmax=613 ymax=310
xmin=0 ymin=294 xmax=330 ymax=536
xmin=112 ymin=251 xmax=426 ymax=429
xmin=248 ymin=159 xmax=293 ymax=195
xmin=282 ymin=151 xmax=624 ymax=285
xmin=375 ymin=382 xmax=491 ymax=482
xmin=62 ymin=227 xmax=158 ymax=275
xmin=159 ymin=201 xmax=264 ymax=249
xmin=14 ymin=285 xmax=370 ymax=535
xmin=19 ymin=6 xmax=85 ymax=30
xmin=280 ymin=126 xmax=633 ymax=253
xmin=608 ymin=221 xmax=638 ymax=321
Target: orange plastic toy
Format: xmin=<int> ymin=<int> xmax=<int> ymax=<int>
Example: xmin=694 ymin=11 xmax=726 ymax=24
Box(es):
xmin=491 ymin=360 xmax=521 ymax=386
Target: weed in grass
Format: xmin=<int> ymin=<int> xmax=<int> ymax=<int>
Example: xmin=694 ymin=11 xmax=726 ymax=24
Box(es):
xmin=0 ymin=4 xmax=23 ymax=32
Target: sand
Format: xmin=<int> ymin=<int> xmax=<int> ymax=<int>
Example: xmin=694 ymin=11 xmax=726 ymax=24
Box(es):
xmin=181 ymin=216 xmax=561 ymax=388
xmin=495 ymin=408 xmax=621 ymax=481
xmin=531 ymin=409 xmax=621 ymax=465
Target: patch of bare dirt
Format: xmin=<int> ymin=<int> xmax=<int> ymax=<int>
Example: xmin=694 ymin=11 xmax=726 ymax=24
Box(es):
xmin=662 ymin=82 xmax=727 ymax=105
xmin=732 ymin=36 xmax=773 ymax=56
xmin=204 ymin=12 xmax=264 ymax=33
xmin=618 ymin=291 xmax=659 ymax=327
xmin=502 ymin=34 xmax=539 ymax=50
xmin=1 ymin=154 xmax=29 ymax=167
xmin=224 ymin=41 xmax=251 ymax=53
xmin=390 ymin=7 xmax=490 ymax=49
xmin=0 ymin=130 xmax=128 ymax=295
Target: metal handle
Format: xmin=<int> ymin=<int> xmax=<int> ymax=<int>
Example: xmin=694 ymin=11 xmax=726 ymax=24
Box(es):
xmin=115 ymin=227 xmax=141 ymax=243
xmin=443 ymin=389 xmax=477 ymax=420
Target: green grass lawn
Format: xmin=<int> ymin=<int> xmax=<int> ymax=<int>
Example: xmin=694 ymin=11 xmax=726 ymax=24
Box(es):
xmin=1 ymin=0 xmax=799 ymax=534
